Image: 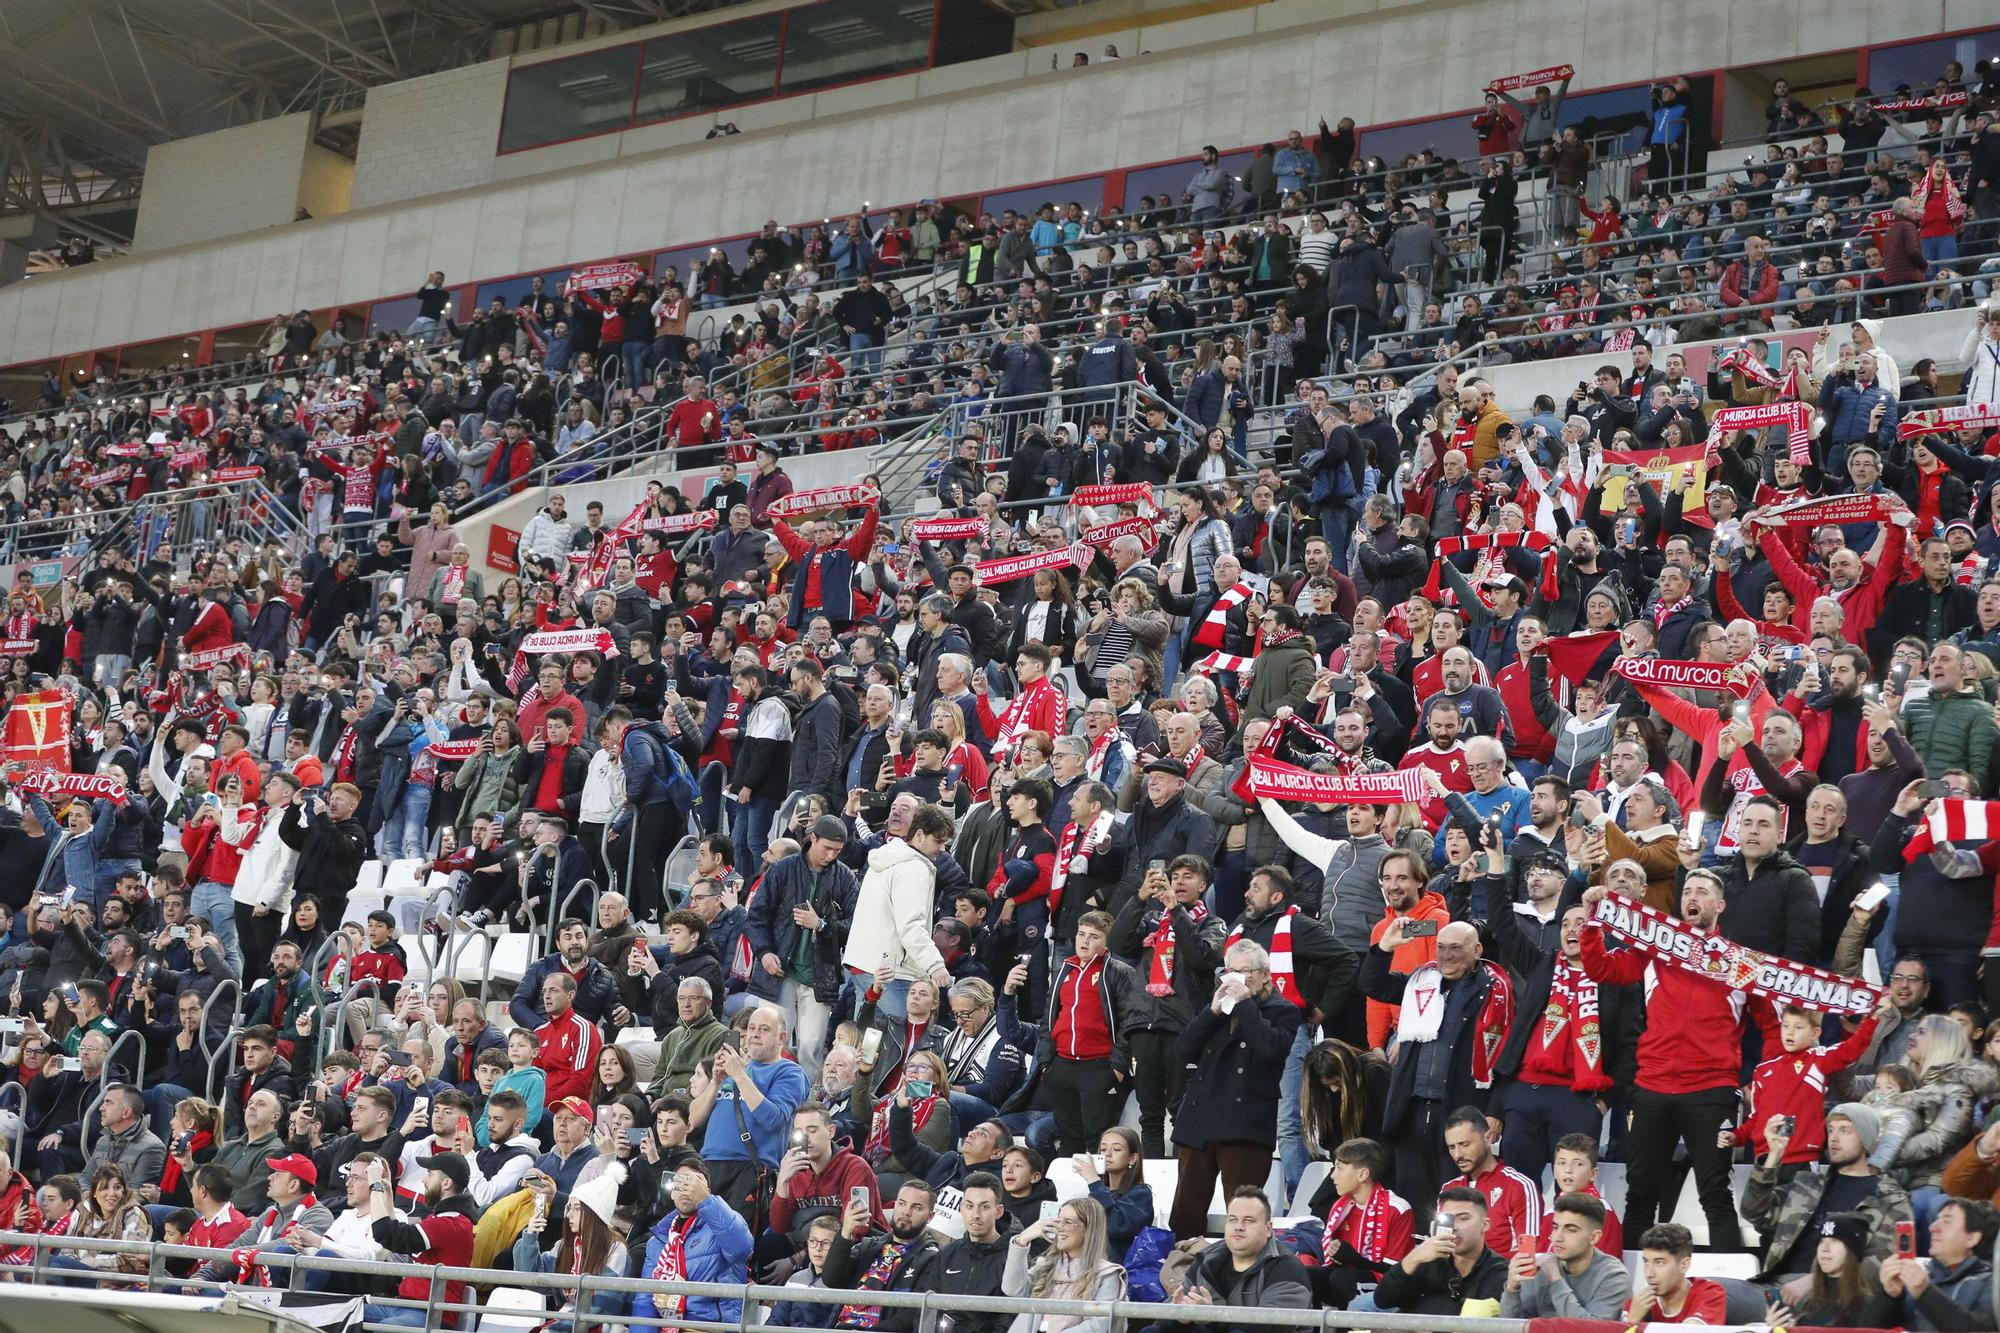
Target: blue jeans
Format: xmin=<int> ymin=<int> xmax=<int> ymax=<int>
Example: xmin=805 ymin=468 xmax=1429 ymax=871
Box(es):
xmin=621 ymin=340 xmax=650 ymax=390
xmin=730 ymin=794 xmax=778 ymax=870
xmin=1921 ymin=233 xmax=1959 ymax=275
xmin=191 ymin=880 xmax=243 ymax=974
xmin=1317 ymin=502 xmax=1359 ymax=574
xmin=873 ymin=978 xmax=912 ymax=1025
xmin=1876 ymin=879 xmax=1902 ymax=981
xmin=951 ymin=1091 xmax=998 ymax=1127
xmin=848 ymin=331 xmax=881 ymax=374
xmin=362 ymin=1304 xmax=431 ymax=1328
xmin=379 ymin=783 xmax=432 ymax=861
xmin=1275 ymin=1019 xmax=1315 ymax=1194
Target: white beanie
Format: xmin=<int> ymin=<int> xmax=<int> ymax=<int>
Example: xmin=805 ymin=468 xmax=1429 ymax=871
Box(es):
xmin=573 ymin=1161 xmax=625 ymax=1227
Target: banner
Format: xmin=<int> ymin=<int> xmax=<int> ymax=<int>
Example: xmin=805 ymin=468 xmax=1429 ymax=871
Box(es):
xmin=1541 ymin=630 xmax=1622 ymax=690
xmin=908 ymin=516 xmax=987 ymax=541
xmin=1487 ymin=63 xmax=1573 ymax=92
xmin=0 ymin=639 xmax=37 ymax=657
xmin=424 ymin=738 xmax=486 ymax=763
xmin=1613 ymin=655 xmax=1756 ymax=699
xmin=973 ymin=544 xmax=1089 ymax=587
xmin=1244 ymin=753 xmax=1425 ymax=804
xmin=1069 ymin=483 xmax=1156 ymax=511
xmin=1081 ymin=515 xmax=1156 ymax=550
xmin=182 ymin=643 xmax=252 ymax=672
xmin=765 ymin=484 xmax=880 ymax=518
xmin=215 ymin=465 xmax=265 ymax=482
xmin=506 ymin=628 xmax=618 ymax=691
xmin=3 ymin=690 xmax=71 ymax=772
xmin=1597 ymin=443 xmax=1707 ymax=513
xmin=563 ymin=261 xmax=645 ymax=295
xmin=15 ymin=770 xmax=126 ymax=805
xmin=1712 ymin=401 xmax=1811 ymax=464
xmin=486 ymin=525 xmax=520 ymax=575
xmin=1593 ymin=895 xmax=1882 ymax=1016
xmin=1761 ymin=491 xmax=1900 ymax=529
xmin=82 ymin=466 xmax=131 ymax=489
xmin=1899 ymin=403 xmax=2000 ymax=440
xmin=1876 ymin=91 xmax=1969 ymax=112
xmin=638 ymin=510 xmax=719 ymax=535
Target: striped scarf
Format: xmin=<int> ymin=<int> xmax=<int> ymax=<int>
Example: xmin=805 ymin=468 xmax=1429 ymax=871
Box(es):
xmin=1228 ymin=908 xmax=1306 ymax=1008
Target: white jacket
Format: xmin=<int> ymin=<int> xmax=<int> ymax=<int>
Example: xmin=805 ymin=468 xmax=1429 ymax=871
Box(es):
xmin=519 ymin=509 xmax=576 ymax=562
xmin=234 ymin=805 xmax=301 ymax=910
xmin=579 ymin=747 xmax=625 ymax=824
xmin=840 ymin=839 xmax=946 ymax=983
xmin=1962 ymin=323 xmax=2000 ymax=410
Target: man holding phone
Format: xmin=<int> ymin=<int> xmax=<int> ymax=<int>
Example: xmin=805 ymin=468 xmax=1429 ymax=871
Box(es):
xmin=821 ymin=1179 xmax=943 ymax=1324
xmin=1742 ymin=1102 xmax=1911 ymax=1298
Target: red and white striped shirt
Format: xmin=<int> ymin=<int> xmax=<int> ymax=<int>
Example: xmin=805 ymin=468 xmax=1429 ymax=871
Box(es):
xmin=1442 ymin=1160 xmax=1541 ymax=1256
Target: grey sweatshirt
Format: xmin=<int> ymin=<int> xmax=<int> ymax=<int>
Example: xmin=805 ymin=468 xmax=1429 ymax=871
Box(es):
xmin=1498 ymin=1250 xmax=1633 ymax=1321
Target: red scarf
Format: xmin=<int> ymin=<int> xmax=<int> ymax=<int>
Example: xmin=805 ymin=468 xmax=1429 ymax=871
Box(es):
xmin=1145 ymin=897 xmax=1208 ymax=997
xmin=1051 ymin=811 xmax=1112 ymax=911
xmin=331 ymin=727 xmax=359 ymax=783
xmin=865 ymin=1092 xmax=940 ymax=1163
xmin=439 ymin=565 xmax=467 ymax=605
xmin=1325 ymin=1185 xmax=1398 ymax=1265
xmin=1542 ymin=959 xmax=1610 ymax=1094
xmin=648 ymin=1210 xmax=695 ymax=1316
xmin=1420 ymin=530 xmax=1558 ymax=606
xmin=1084 ymin=727 xmax=1119 ymax=781
xmin=1195 ymin=582 xmax=1256 ymax=648
xmin=1228 ymin=908 xmax=1306 ymax=1008
xmin=1651 ymin=593 xmax=1691 ymax=630
xmin=1394 ymin=959 xmax=1516 ymax=1088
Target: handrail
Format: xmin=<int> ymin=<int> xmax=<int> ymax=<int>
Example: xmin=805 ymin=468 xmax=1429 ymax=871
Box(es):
xmin=0 ymin=1081 xmax=24 ymax=1170
xmin=549 ymin=875 xmax=599 ymax=955
xmin=195 ymin=977 xmax=242 ymax=1072
xmin=0 ymin=1229 xmax=1530 ymax=1333
xmin=78 ymin=1027 xmax=148 ymax=1157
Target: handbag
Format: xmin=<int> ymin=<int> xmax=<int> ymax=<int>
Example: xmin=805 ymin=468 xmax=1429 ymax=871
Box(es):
xmin=728 ymin=1084 xmax=775 ymax=1233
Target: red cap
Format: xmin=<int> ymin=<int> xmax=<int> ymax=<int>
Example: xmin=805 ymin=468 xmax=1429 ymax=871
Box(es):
xmin=265 ymin=1152 xmax=319 ymax=1187
xmin=553 ymin=1096 xmax=595 ymax=1125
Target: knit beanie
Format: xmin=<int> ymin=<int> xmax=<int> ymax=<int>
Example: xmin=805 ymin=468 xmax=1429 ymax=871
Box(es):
xmin=1829 ymin=1102 xmax=1882 ymax=1155
xmin=572 ymin=1162 xmax=626 ymax=1227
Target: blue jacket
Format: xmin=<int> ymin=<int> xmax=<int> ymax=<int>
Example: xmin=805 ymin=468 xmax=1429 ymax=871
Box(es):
xmin=508 ymin=952 xmax=622 ymax=1030
xmin=616 ymin=720 xmax=698 ymax=827
xmin=1818 ymin=374 xmax=1899 ymax=446
xmin=31 ymin=796 xmax=135 ymax=896
xmin=1434 ymin=787 xmax=1533 ymax=868
xmin=1184 ymin=369 xmax=1251 ymax=452
xmin=632 ymin=1195 xmax=754 ymax=1329
xmin=1075 ymin=334 xmax=1138 ymax=389
xmin=741 ymin=850 xmax=857 ymax=1004
xmin=698 ymin=1055 xmax=811 ymax=1168
xmin=986 ymin=339 xmax=1054 ymax=399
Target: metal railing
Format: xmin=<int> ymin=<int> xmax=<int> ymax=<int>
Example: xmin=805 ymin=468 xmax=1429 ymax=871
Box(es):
xmin=0 ymin=1230 xmax=1528 ymax=1333
xmin=78 ymin=1027 xmax=148 ymax=1158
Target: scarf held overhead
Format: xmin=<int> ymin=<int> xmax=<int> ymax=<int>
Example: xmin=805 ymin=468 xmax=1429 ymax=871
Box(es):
xmin=974 ymin=544 xmax=1090 ymax=586
xmin=1592 ymin=894 xmax=1882 ymax=1016
xmin=1611 ymin=655 xmax=1756 ymax=699
xmin=1760 ymin=492 xmax=1900 ymax=528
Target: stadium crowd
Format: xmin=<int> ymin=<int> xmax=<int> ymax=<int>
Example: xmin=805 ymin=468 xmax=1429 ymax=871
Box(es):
xmin=3 ymin=47 xmax=2000 ymax=1333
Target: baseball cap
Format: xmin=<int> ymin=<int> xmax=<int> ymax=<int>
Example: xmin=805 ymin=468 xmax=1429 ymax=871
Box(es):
xmin=811 ymin=814 xmax=849 ymax=844
xmin=265 ymin=1152 xmax=319 ymax=1187
xmin=553 ymin=1096 xmax=595 ymax=1125
xmin=416 ymin=1152 xmax=470 ymax=1192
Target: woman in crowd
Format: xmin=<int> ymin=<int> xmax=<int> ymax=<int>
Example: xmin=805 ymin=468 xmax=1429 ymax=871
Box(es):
xmin=1003 ymin=1195 xmax=1127 ymax=1333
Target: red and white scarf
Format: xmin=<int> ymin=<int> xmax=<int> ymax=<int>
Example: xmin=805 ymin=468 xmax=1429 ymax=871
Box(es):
xmin=1394 ymin=959 xmax=1515 ymax=1088
xmin=439 ymin=564 xmax=467 ymax=605
xmin=1541 ymin=958 xmax=1610 ymax=1094
xmin=1900 ymin=403 xmax=2000 ymax=440
xmin=1712 ymin=401 xmax=1812 ymax=464
xmin=990 ymin=676 xmax=1065 ymax=760
xmin=1716 ymin=342 xmax=1782 ymax=388
xmin=1145 ymin=896 xmax=1208 ymax=996
xmin=1761 ymin=491 xmax=1899 ymax=529
xmin=506 ymin=628 xmax=617 ymax=691
xmin=1324 ymin=1185 xmax=1401 ymax=1266
xmin=1612 ymin=655 xmax=1757 ymax=699
xmin=1227 ymin=908 xmax=1306 ymax=1008
xmin=1591 ymin=895 xmax=1881 ymax=1017
xmin=1900 ymin=799 xmax=2000 ymax=862
xmin=1195 ymin=582 xmax=1258 ymax=649
xmin=1084 ymin=728 xmax=1121 ymax=781
xmin=1052 ymin=810 xmax=1113 ymax=908
xmin=1651 ymin=593 xmax=1692 ymax=630
xmin=908 ymin=516 xmax=986 ymax=541
xmin=1420 ymin=530 xmax=1559 ymax=606
xmin=648 ymin=1210 xmax=695 ymax=1316
xmin=1243 ymin=753 xmax=1422 ymax=804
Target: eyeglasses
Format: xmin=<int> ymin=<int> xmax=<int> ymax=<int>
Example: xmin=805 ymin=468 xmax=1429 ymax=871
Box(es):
xmin=21 ymin=1046 xmax=45 ymax=1057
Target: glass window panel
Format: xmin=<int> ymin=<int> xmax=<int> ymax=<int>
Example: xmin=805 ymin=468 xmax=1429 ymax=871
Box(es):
xmin=1868 ymin=30 xmax=1995 ymax=96
xmin=1360 ymin=115 xmax=1479 ymax=174
xmin=367 ymin=297 xmax=425 ymax=337
xmin=500 ymin=45 xmax=642 ymax=153
xmin=635 ymin=13 xmax=783 ymax=123
xmin=1121 ymin=152 xmax=1252 ymax=218
xmin=476 ymin=270 xmax=574 ymax=316
xmin=778 ymin=0 xmax=934 ymax=96
xmin=977 ymin=177 xmax=1105 ymax=223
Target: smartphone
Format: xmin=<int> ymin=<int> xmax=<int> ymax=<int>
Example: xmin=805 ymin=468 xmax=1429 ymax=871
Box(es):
xmin=1730 ymin=701 xmax=1751 ymax=726
xmin=169 ymin=926 xmax=189 ymax=941
xmin=386 ymin=1050 xmax=415 ymax=1068
xmin=1854 ymin=882 xmax=1890 ymax=913
xmin=411 ymin=1097 xmax=430 ymax=1119
xmin=1431 ymin=1214 xmax=1455 ymax=1239
xmin=1568 ymin=806 xmax=1591 ymax=829
xmin=1148 ymin=858 xmax=1167 ymax=876
xmin=1039 ymin=1200 xmax=1061 ymax=1223
xmin=60 ymin=983 xmax=79 ymax=1006
xmin=1405 ymin=919 xmax=1440 ymax=938
xmin=1781 ymin=1115 xmax=1798 ymax=1138
xmin=1896 ymin=1220 xmax=1917 ymax=1260
xmin=857 ymin=1028 xmax=884 ymax=1062
xmin=60 ymin=1056 xmax=81 ymax=1073
xmin=851 ymin=1186 xmax=872 ymax=1213
xmin=906 ymin=1079 xmax=934 ymax=1101
xmin=1917 ymin=779 xmax=1951 ymax=800
xmin=625 ymin=1128 xmax=648 ymax=1146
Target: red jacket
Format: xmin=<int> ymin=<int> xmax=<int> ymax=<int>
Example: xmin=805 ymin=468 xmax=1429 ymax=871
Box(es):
xmin=1730 ymin=1016 xmax=1879 ymax=1163
xmin=1721 ymin=258 xmax=1779 ymax=317
xmin=182 ymin=599 xmax=236 ymax=653
xmin=1880 ymin=216 xmax=1927 ymax=285
xmin=1579 ymin=916 xmax=1744 ymax=1095
xmin=665 ymin=397 xmax=722 ymax=448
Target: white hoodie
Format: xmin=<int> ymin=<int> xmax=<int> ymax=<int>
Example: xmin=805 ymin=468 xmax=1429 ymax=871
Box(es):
xmin=841 ymin=839 xmax=946 ymax=983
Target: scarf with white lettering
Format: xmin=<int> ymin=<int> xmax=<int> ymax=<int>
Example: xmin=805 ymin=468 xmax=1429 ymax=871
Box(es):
xmin=1541 ymin=958 xmax=1610 ymax=1093
xmin=1590 ymin=895 xmax=1882 ymax=1016
xmin=1145 ymin=896 xmax=1208 ymax=997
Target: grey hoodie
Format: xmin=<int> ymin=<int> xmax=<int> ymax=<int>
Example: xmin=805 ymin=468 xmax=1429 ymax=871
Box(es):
xmin=1499 ymin=1248 xmax=1632 ymax=1320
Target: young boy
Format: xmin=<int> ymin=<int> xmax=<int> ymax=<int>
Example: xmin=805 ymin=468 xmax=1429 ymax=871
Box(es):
xmin=1723 ymin=1002 xmax=1884 ymax=1168
xmin=1629 ymin=1223 xmax=1727 ymax=1324
xmin=1542 ymin=1133 xmax=1623 ymax=1256
xmin=494 ymin=1027 xmax=547 ymax=1138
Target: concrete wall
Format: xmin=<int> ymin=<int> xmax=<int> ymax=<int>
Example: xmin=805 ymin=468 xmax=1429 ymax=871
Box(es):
xmin=131 ymin=114 xmax=319 ymax=254
xmin=2 ymin=0 xmax=1973 ymax=366
xmin=297 ymin=145 xmax=357 ymax=222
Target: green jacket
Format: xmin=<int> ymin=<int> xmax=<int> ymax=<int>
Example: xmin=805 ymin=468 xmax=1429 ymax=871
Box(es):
xmin=1242 ymin=635 xmax=1318 ymax=723
xmin=649 ymin=1012 xmax=730 ymax=1099
xmin=1743 ymin=1160 xmax=1911 ymax=1280
xmin=453 ymin=749 xmax=522 ymax=834
xmin=1899 ymin=687 xmax=1995 ymax=794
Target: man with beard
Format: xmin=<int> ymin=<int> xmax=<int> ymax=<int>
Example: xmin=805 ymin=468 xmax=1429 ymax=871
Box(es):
xmin=1113 ymin=762 xmax=1216 ymax=902
xmin=1578 ymin=875 xmax=1745 ymax=1248
xmin=1226 ymin=865 xmax=1358 ymax=1191
xmin=823 ymin=1179 xmax=943 ymax=1327
xmin=510 ymin=918 xmax=621 ymax=1030
xmin=910 ymin=1172 xmax=1016 ymax=1333
xmin=1643 ymin=564 xmax=1709 ymax=661
xmin=1110 ymin=857 xmax=1226 ymax=1159
xmin=1781 ymin=646 xmax=1867 ymax=785
xmin=1696 ymin=711 xmax=1816 ymax=867
xmin=1397 ymin=698 xmax=1472 ymax=831
xmin=360 ymin=1152 xmax=476 ymax=1328
xmin=1835 ymin=700 xmax=1923 ymax=855
xmin=632 ymin=1159 xmax=754 ymax=1331
xmin=1422 ymin=647 xmax=1509 ymax=746
xmin=1506 ymin=775 xmax=1578 ymax=891
xmin=1754 ymin=498 xmax=1912 ymax=647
